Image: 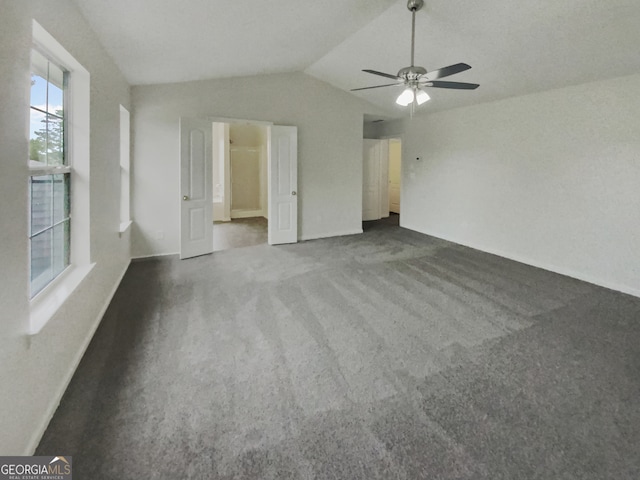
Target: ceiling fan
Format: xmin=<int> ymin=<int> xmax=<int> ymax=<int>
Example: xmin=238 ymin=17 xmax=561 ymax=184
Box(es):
xmin=351 ymin=0 xmax=479 ymax=108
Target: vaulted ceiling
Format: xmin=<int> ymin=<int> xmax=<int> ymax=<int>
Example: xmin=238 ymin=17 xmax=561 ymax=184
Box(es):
xmin=73 ymin=0 xmax=640 ymax=117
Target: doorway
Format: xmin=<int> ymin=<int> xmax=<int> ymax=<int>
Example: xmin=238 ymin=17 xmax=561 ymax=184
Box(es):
xmin=179 ymin=118 xmax=298 ymax=259
xmin=388 ymin=138 xmax=401 ymax=216
xmin=362 ymin=137 xmax=402 ymax=223
xmin=212 ymin=122 xmax=269 ymax=251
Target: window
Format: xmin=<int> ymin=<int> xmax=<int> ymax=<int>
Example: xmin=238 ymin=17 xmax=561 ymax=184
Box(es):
xmin=29 ymin=49 xmax=70 ymax=297
xmin=29 ymin=20 xmax=92 ymax=334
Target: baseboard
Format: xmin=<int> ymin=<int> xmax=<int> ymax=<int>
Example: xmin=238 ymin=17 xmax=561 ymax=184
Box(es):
xmin=403 ymin=223 xmax=640 ymax=299
xmin=131 ymin=252 xmax=179 ymax=261
xmin=231 ymin=209 xmax=264 ymax=219
xmin=24 ymin=261 xmax=131 ymax=455
xmin=300 ymin=228 xmax=363 ymax=242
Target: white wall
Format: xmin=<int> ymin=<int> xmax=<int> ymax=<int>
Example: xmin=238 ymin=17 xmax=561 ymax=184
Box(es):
xmin=0 ymin=1 xmax=131 ymax=454
xmin=363 ymin=121 xmax=379 ymax=139
xmin=378 ymin=73 xmax=640 ymax=296
xmin=131 ymin=73 xmax=386 ymax=256
xmin=229 ymin=124 xmax=266 ymax=216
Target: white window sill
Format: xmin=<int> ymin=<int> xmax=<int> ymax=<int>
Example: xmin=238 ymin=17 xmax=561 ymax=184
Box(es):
xmin=119 ymin=220 xmax=132 ymax=237
xmin=29 ymin=263 xmax=95 ymax=335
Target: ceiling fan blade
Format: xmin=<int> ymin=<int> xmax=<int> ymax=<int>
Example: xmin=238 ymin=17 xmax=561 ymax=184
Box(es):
xmin=422 ymin=80 xmax=479 ymax=90
xmin=351 ymin=83 xmax=403 ymax=92
xmin=423 ymin=63 xmax=471 ymax=81
xmin=362 ymin=69 xmax=401 ymax=80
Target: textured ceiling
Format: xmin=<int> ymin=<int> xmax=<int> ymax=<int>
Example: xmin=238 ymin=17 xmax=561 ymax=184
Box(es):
xmin=71 ymin=0 xmax=397 ymax=84
xmin=73 ymin=0 xmax=640 ymax=117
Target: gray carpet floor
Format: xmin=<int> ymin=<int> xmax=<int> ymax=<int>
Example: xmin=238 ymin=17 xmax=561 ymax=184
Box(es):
xmin=37 ymin=218 xmax=640 ymax=479
xmin=214 ymin=217 xmax=267 ymax=251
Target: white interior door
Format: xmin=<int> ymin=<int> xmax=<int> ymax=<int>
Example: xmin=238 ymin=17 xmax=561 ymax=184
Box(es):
xmin=363 ymin=139 xmax=380 ymax=221
xmin=379 ymin=139 xmax=390 ymax=219
xmin=268 ymin=125 xmax=297 ymax=245
xmin=180 ymin=117 xmax=213 ymax=259
xmin=389 ymin=139 xmax=401 ymax=214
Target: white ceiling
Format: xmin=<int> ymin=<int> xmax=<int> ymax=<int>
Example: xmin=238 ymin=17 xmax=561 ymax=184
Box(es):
xmin=73 ymin=0 xmax=640 ymax=117
xmin=71 ymin=0 xmax=397 ymax=84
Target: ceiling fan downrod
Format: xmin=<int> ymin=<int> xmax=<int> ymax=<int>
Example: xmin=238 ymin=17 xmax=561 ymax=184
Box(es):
xmin=399 ymin=0 xmax=426 ymax=81
xmin=408 ymin=0 xmax=424 ymax=67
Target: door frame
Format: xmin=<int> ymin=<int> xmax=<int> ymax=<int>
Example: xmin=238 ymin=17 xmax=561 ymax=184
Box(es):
xmin=362 ymin=139 xmax=383 ymax=221
xmin=387 ymin=137 xmax=402 ymax=215
xmin=212 ymin=119 xmax=271 ymax=222
xmin=210 ymin=118 xmax=273 ymax=231
xmin=378 ymin=134 xmax=403 ymax=218
xmin=180 ymin=116 xmax=298 ymax=258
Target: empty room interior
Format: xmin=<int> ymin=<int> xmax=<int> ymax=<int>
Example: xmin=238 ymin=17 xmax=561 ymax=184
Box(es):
xmin=1 ymin=0 xmax=640 ymax=478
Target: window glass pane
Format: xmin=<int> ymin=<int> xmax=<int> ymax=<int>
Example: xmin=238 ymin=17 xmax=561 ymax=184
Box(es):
xmin=31 ymin=175 xmax=53 ymax=235
xmin=51 ymin=220 xmax=70 ymax=278
xmin=46 ymin=114 xmax=64 ymax=166
xmin=47 ymin=82 xmax=64 ymax=117
xmin=52 ymin=174 xmax=70 ymax=224
xmin=29 ymin=107 xmax=47 ymax=165
xmin=30 ymin=74 xmax=47 ymax=106
xmin=31 ymin=228 xmax=53 ymax=296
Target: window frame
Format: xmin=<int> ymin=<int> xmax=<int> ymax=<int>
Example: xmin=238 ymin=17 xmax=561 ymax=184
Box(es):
xmin=29 ymin=20 xmax=94 ymax=334
xmin=29 ymin=49 xmax=72 ymax=298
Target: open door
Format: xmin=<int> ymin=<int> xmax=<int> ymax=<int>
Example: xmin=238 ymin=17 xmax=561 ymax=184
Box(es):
xmin=389 ymin=138 xmax=401 ymax=214
xmin=363 ymin=139 xmax=390 ymax=221
xmin=362 ymin=140 xmax=379 ymax=221
xmin=379 ymin=139 xmax=390 ymax=219
xmin=268 ymin=126 xmax=297 ymax=245
xmin=180 ymin=117 xmax=213 ymax=259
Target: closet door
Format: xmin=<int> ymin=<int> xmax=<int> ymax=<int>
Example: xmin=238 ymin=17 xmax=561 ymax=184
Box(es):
xmin=363 ymin=140 xmax=379 ymax=221
xmin=378 ymin=139 xmax=390 ymax=219
xmin=388 ymin=139 xmax=401 ymax=214
xmin=363 ymin=139 xmax=389 ymax=221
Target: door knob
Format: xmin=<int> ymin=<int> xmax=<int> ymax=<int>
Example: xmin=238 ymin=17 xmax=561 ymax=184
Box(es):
xmin=183 ymin=195 xmax=189 ymax=201
xmin=292 ymin=191 xmax=297 ymax=196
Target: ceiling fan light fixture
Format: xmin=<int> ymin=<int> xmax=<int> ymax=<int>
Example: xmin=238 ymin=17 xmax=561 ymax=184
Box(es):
xmin=396 ymin=87 xmax=415 ymax=106
xmin=352 ymin=0 xmax=478 ymax=111
xmin=416 ymin=88 xmax=430 ymax=105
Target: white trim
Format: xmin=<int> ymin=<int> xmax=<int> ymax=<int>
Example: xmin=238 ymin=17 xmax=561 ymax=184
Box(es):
xmin=119 ymin=220 xmax=132 ymax=236
xmin=131 ymin=252 xmax=179 ymax=261
xmin=401 ymin=223 xmax=640 ymax=299
xmin=28 ymin=165 xmax=71 ymax=176
xmin=230 ymin=146 xmax=261 ymax=153
xmin=24 ymin=261 xmax=130 ymax=455
xmin=33 ymin=19 xmax=91 ymax=267
xmin=207 ymin=116 xmax=273 ymax=126
xmin=29 ymin=21 xmax=92 ymax=332
xmin=231 ymin=209 xmax=264 ymax=219
xmin=300 ymin=228 xmax=363 ymax=241
xmin=119 ymin=105 xmax=131 ymax=227
xmin=29 ymin=263 xmax=95 ymax=334
xmin=378 ymin=133 xmax=405 ymax=141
